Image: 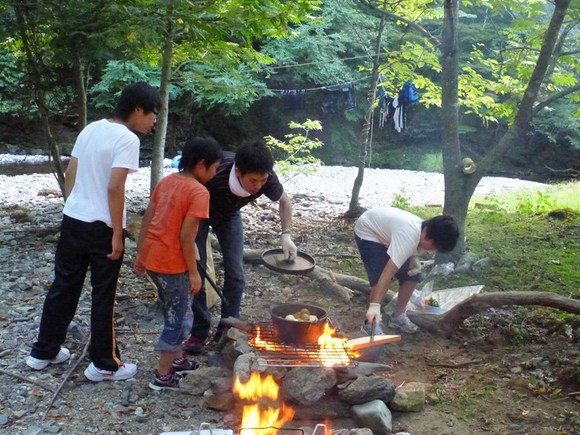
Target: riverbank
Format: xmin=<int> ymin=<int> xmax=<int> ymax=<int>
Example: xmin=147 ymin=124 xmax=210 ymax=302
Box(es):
xmin=0 ymin=157 xmax=548 ymax=214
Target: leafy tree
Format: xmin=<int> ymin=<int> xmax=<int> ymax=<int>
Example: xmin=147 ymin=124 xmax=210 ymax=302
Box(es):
xmin=6 ymin=0 xmax=67 ymax=194
xmin=265 ymin=119 xmax=324 ymax=181
xmin=359 ymin=0 xmax=579 ymax=260
xmin=114 ymin=0 xmax=321 ymax=192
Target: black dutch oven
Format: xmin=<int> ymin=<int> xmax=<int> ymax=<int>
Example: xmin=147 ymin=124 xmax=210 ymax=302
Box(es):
xmin=270 ymin=303 xmax=328 ymax=344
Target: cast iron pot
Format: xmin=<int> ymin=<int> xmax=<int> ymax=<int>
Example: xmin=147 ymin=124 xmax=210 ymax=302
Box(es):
xmin=270 ymin=303 xmax=328 ymax=344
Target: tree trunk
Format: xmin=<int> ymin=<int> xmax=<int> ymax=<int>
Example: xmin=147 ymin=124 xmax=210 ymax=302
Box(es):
xmin=439 ymin=0 xmax=570 ymax=264
xmin=150 ymin=15 xmax=174 ymax=193
xmin=72 ymin=37 xmax=87 ymax=130
xmin=439 ymin=0 xmax=466 ymax=263
xmin=348 ymin=1 xmax=387 ymax=215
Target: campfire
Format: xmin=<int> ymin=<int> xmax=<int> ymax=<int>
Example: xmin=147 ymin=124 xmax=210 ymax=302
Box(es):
xmin=213 ymin=312 xmax=402 ymax=435
xmin=233 ymin=372 xmax=295 ymax=434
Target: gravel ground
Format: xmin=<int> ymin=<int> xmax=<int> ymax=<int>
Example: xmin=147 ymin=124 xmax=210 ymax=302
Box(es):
xmin=0 ymin=159 xmax=554 ymax=435
xmin=0 ymin=155 xmax=548 ymax=213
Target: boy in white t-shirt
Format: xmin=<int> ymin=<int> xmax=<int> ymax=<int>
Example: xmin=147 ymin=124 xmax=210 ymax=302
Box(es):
xmin=26 ymin=82 xmax=161 ymax=382
xmin=354 ymin=207 xmax=459 ymax=333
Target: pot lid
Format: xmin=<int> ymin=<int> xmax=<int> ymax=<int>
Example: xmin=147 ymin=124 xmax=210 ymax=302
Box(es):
xmin=261 ymin=248 xmax=316 ymax=275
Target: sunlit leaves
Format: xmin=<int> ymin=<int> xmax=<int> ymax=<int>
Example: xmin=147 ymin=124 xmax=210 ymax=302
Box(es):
xmin=375 ymin=0 xmax=578 ymax=129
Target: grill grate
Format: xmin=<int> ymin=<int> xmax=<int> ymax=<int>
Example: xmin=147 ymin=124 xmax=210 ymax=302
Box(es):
xmin=247 ymin=322 xmax=357 ymax=368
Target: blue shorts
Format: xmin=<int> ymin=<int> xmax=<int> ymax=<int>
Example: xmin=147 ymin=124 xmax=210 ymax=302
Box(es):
xmin=355 ymin=234 xmax=422 ymax=286
xmin=147 ymin=271 xmax=193 ymax=352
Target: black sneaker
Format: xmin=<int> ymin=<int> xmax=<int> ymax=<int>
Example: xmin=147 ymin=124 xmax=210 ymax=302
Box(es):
xmin=149 ymin=370 xmax=180 ymax=391
xmin=182 ymin=336 xmax=205 ymax=354
xmin=172 ymin=356 xmax=199 ymax=375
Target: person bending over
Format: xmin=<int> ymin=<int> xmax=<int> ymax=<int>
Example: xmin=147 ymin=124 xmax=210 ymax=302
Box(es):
xmin=183 ymin=140 xmax=297 ymax=353
xmin=355 ymin=207 xmax=459 ymax=334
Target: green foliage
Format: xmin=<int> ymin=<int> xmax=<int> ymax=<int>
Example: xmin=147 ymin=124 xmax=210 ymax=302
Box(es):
xmin=531 ymin=99 xmax=580 ymax=149
xmin=0 ymin=51 xmax=27 ymax=114
xmin=474 ymin=182 xmax=580 ymax=212
xmin=261 ymin=0 xmax=376 ymax=87
xmin=90 ymin=61 xmax=161 ymax=111
xmin=437 ymin=196 xmax=580 ymax=298
xmin=391 ymin=192 xmax=411 ymax=210
xmin=515 ymin=191 xmax=557 ymax=215
xmin=265 ymin=119 xmax=324 ymax=181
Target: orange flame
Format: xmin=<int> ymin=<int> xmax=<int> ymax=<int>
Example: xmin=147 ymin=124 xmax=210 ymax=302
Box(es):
xmin=233 ymin=372 xmax=295 ymax=434
xmin=317 ymin=323 xmax=358 ymax=367
xmin=250 ymin=324 xmax=359 ymax=367
xmin=252 ymin=326 xmax=278 ymax=351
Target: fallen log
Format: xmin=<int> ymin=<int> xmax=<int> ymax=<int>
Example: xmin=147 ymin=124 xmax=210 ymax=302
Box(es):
xmin=408 ymin=291 xmax=580 ymax=336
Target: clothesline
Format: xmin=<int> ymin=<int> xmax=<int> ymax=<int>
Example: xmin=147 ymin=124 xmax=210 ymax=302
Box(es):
xmin=266 ymin=52 xmax=388 ymax=70
xmin=269 ymin=76 xmax=370 ymax=92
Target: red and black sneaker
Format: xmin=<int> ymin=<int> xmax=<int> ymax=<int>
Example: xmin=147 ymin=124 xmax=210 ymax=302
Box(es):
xmin=172 ymin=356 xmax=199 ymax=375
xmin=149 ymin=369 xmax=180 ymax=391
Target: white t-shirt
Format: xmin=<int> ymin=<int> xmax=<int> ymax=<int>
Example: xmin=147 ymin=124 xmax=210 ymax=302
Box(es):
xmin=354 ymin=207 xmax=422 ymax=268
xmin=63 ymin=119 xmax=139 ymax=228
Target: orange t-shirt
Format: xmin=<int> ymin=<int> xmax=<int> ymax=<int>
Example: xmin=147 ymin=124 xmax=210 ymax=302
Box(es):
xmin=139 ymin=173 xmax=209 ymax=274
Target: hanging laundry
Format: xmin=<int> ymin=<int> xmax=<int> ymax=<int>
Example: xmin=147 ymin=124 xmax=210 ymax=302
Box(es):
xmin=280 ymin=89 xmax=306 ymax=111
xmin=321 ymin=82 xmax=356 ymax=114
xmin=378 ymin=87 xmax=394 ymax=128
xmin=392 ymin=95 xmax=404 ymax=133
xmin=377 ymin=81 xmax=419 ymax=132
xmin=398 ymin=81 xmax=419 ymax=106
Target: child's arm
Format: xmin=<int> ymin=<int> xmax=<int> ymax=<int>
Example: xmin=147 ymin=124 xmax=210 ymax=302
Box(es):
xmin=180 ymin=216 xmax=202 ymax=294
xmin=133 ymin=200 xmax=156 ymax=276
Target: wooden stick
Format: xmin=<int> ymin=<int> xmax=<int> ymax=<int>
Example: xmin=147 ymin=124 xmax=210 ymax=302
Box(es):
xmin=42 ymin=334 xmax=91 ymax=420
xmin=426 ymin=359 xmax=483 ymax=369
xmin=0 ymin=368 xmax=56 ymax=392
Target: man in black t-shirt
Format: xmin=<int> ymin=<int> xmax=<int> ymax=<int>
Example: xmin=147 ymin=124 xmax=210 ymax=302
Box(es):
xmin=184 ymin=140 xmax=297 ymax=352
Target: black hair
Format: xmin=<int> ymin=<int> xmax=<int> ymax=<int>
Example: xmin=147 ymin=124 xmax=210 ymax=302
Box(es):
xmin=178 ymin=136 xmax=223 ymax=172
xmin=234 ymin=140 xmax=274 ymax=175
xmin=111 ymin=82 xmax=162 ymax=121
xmin=422 ymin=215 xmax=459 ymax=253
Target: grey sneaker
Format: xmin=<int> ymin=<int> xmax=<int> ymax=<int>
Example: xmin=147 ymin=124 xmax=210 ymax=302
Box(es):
xmin=361 ymin=320 xmax=385 ymax=337
xmin=388 ymin=313 xmax=418 ymax=334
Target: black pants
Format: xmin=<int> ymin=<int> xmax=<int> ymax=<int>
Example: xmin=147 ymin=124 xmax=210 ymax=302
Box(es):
xmin=31 ymin=215 xmax=124 ymax=371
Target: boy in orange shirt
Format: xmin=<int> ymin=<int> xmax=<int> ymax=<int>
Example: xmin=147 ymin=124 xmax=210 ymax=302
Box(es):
xmin=134 ymin=136 xmax=222 ymax=390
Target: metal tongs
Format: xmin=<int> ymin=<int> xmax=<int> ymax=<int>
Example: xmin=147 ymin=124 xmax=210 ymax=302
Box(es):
xmin=370 ymin=317 xmax=376 ymax=343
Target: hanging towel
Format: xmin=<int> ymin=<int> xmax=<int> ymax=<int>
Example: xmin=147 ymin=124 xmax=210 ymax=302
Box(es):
xmin=322 ymin=82 xmax=356 ymax=113
xmin=281 ymin=89 xmax=306 ymax=111
xmin=392 ymin=96 xmax=405 ymax=133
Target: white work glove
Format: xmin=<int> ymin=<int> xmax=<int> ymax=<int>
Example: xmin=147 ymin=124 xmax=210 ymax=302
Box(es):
xmin=365 ymin=302 xmax=382 ymax=324
xmin=281 ymin=233 xmax=297 ymax=261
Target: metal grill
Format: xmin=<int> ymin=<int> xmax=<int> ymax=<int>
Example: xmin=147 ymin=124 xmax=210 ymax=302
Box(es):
xmin=247 ymin=322 xmax=358 ymax=368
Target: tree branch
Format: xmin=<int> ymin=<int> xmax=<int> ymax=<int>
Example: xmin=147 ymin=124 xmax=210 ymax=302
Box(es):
xmin=533 ymin=83 xmax=580 ymax=114
xmin=358 ymin=0 xmax=441 ymax=48
xmin=408 ymin=291 xmax=580 ymax=336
